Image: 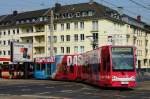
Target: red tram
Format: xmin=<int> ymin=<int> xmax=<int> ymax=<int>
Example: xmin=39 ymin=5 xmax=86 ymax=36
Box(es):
xmin=54 ymin=45 xmax=136 ymax=88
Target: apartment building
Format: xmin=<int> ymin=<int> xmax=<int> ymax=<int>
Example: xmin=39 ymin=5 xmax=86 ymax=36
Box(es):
xmin=0 ymin=1 xmax=150 ymax=69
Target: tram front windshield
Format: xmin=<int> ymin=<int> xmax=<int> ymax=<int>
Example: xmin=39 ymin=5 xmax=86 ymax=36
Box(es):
xmin=111 ymin=47 xmax=134 ymax=71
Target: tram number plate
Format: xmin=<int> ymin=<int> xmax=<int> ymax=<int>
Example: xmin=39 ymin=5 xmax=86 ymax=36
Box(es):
xmin=121 ymin=81 xmax=128 ymax=84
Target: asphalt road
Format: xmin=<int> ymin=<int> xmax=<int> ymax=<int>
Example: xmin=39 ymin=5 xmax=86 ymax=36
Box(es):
xmin=0 ymin=79 xmax=149 ymax=99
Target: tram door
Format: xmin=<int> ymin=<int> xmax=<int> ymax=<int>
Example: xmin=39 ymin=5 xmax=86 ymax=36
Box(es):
xmin=34 ymin=63 xmax=51 ymax=79
xmin=101 ymin=46 xmax=111 ymax=85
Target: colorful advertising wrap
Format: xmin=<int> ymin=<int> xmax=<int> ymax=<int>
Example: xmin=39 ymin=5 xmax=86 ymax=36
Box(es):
xmin=11 ymin=42 xmax=33 ymax=62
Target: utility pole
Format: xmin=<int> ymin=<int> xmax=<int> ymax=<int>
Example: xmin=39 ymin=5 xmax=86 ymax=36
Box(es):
xmin=50 ymin=9 xmax=54 ymax=57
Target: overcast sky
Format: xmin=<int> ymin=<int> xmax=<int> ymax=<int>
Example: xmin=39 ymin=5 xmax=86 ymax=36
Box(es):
xmin=0 ymin=0 xmax=150 ymax=24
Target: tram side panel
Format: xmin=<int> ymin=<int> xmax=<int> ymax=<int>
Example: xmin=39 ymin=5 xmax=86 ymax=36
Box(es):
xmin=54 ymin=55 xmax=68 ymax=80
xmin=87 ymin=48 xmax=101 ymax=85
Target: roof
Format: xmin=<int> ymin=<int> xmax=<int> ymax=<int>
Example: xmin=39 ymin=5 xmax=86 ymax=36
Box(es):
xmin=0 ymin=1 xmax=149 ymax=31
xmin=14 ymin=8 xmax=49 ymax=20
xmin=53 ymin=2 xmax=119 ymax=19
xmin=0 ymin=8 xmax=49 ymax=28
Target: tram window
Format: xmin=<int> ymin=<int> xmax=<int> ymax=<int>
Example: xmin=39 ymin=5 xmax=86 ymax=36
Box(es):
xmin=93 ymin=64 xmax=99 ymax=74
xmin=36 ymin=64 xmax=41 ymax=70
xmin=47 ymin=64 xmax=51 ymax=74
xmin=47 ymin=64 xmax=51 ymax=71
xmin=41 ymin=64 xmax=45 ymax=70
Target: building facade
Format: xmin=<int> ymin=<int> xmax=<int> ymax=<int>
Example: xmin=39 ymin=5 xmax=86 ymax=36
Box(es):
xmin=0 ymin=1 xmax=150 ymax=69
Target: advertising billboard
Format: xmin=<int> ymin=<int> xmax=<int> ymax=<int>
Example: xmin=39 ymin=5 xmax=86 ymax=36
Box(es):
xmin=11 ymin=42 xmax=33 ymax=62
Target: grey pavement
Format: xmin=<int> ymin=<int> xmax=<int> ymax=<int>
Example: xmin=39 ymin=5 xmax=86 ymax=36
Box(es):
xmin=0 ymin=79 xmax=149 ymax=99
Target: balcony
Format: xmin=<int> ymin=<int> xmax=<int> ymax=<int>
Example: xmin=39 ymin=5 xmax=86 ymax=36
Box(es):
xmin=20 ymin=31 xmax=45 ymax=37
xmin=33 ymin=31 xmax=45 ymax=36
xmin=20 ymin=32 xmax=34 ymax=37
xmin=33 ymin=42 xmax=45 ymax=47
xmin=33 ymin=53 xmax=46 ymax=58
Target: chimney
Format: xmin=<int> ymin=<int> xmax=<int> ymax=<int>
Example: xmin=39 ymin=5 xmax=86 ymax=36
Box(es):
xmin=137 ymin=15 xmax=141 ymax=21
xmin=117 ymin=7 xmax=123 ymax=15
xmin=13 ymin=10 xmax=18 ymax=16
xmin=55 ymin=3 xmax=61 ymax=12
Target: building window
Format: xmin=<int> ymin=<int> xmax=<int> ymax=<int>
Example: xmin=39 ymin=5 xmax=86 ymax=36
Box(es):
xmin=3 ymin=31 xmax=6 ymax=35
xmin=66 ymin=47 xmax=70 ymax=53
xmin=80 ymin=34 xmax=84 ymax=41
xmin=74 ymin=34 xmax=78 ymax=41
xmin=74 ymin=22 xmax=78 ymax=30
xmin=17 ymin=29 xmax=19 ymax=34
xmin=76 ymin=12 xmax=80 ymax=17
xmin=93 ymin=33 xmax=98 ymax=42
xmin=26 ymin=20 xmax=30 ymax=23
xmin=54 ymin=24 xmax=57 ymax=30
xmin=26 ymin=29 xmax=29 ymax=33
xmin=82 ymin=12 xmax=87 ymax=17
xmin=8 ymin=30 xmax=10 ymax=35
xmin=107 ymin=36 xmax=113 ymax=44
xmin=80 ymin=46 xmax=84 ymax=53
xmin=61 ymin=35 xmax=64 ymax=42
xmin=0 ymin=32 xmax=1 ymax=35
xmin=54 ymin=47 xmax=57 ymax=54
xmin=74 ymin=46 xmax=78 ymax=53
xmin=53 ymin=36 xmax=57 ymax=43
xmin=8 ymin=40 xmax=10 ymax=45
xmin=88 ymin=11 xmax=93 ymax=16
xmin=66 ymin=35 xmax=70 ymax=41
xmin=8 ymin=50 xmax=10 ymax=55
xmin=80 ymin=22 xmax=84 ymax=29
xmin=0 ymin=41 xmax=1 ymax=44
xmin=3 ymin=51 xmax=6 ymax=55
xmin=0 ymin=51 xmax=2 ymax=55
xmin=92 ymin=20 xmax=98 ymax=30
xmin=39 ymin=17 xmax=43 ymax=21
xmin=68 ymin=13 xmax=72 ymax=18
xmin=61 ymin=23 xmax=64 ymax=31
xmin=3 ymin=41 xmax=6 ymax=45
xmin=16 ymin=21 xmax=19 ymax=24
xmin=32 ymin=19 xmax=36 ymax=22
xmin=66 ymin=23 xmax=70 ymax=30
xmin=13 ymin=30 xmax=15 ymax=34
xmin=146 ymin=40 xmax=148 ymax=46
xmin=61 ymin=47 xmax=64 ymax=53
